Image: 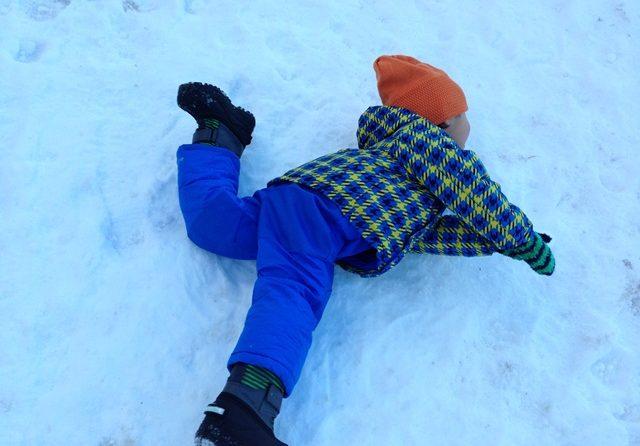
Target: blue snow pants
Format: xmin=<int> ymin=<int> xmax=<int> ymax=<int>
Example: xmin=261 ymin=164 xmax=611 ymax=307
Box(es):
xmin=177 ymin=144 xmax=372 ymax=396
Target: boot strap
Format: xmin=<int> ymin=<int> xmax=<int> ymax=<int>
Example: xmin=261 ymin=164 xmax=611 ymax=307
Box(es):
xmin=192 ymin=127 xmax=218 ymax=144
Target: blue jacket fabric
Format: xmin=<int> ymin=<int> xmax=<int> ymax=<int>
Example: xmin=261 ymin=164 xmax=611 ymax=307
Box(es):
xmin=177 ymin=144 xmax=371 ymax=395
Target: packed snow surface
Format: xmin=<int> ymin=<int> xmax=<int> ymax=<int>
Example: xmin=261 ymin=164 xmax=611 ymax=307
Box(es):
xmin=1 ymin=1 xmax=639 ymax=445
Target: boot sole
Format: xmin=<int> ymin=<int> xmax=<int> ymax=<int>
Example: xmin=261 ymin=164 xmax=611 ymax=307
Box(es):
xmin=177 ymin=82 xmax=255 ymax=146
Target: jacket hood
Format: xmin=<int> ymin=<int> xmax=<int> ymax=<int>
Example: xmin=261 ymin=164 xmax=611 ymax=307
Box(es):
xmin=356 ymin=105 xmax=454 ymax=151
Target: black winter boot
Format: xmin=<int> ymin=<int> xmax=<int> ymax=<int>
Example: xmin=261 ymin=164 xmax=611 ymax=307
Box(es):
xmin=177 ymin=82 xmax=256 ymax=157
xmin=194 ymin=392 xmax=288 ymax=446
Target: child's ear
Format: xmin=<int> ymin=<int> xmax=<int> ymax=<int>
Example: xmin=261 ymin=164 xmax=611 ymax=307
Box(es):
xmin=439 ymin=118 xmax=452 ymax=129
xmin=439 ymin=114 xmax=463 ymax=129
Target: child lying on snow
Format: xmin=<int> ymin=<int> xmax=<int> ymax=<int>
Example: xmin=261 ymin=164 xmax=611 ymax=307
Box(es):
xmin=176 ymin=54 xmax=555 ymax=446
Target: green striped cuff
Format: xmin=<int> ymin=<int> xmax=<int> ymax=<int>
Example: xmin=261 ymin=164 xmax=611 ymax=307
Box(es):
xmin=203 ymin=118 xmax=221 ymax=129
xmin=239 ymin=364 xmax=285 ymax=394
xmin=503 ymin=233 xmax=555 ymax=276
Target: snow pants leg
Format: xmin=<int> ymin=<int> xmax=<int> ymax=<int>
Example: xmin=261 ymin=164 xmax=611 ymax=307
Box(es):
xmin=228 ymin=184 xmax=370 ymax=396
xmin=177 ymin=144 xmax=259 ymax=260
xmin=177 ymin=143 xmax=371 ymax=397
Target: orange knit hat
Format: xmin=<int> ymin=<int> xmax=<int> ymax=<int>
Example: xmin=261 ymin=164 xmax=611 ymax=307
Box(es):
xmin=373 ymin=55 xmax=468 ymax=125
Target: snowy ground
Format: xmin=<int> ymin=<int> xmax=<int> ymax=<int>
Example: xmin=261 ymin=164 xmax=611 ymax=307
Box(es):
xmin=1 ymin=0 xmax=639 ymax=445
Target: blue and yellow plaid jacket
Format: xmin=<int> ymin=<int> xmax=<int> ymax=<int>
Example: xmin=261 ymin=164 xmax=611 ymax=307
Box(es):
xmin=267 ymin=106 xmax=535 ymax=277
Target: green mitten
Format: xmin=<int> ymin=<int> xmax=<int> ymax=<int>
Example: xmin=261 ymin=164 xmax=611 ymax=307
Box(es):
xmin=502 ymin=232 xmax=555 ymax=276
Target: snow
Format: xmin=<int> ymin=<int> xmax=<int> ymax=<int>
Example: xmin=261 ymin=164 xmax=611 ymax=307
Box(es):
xmin=1 ymin=0 xmax=639 ymax=445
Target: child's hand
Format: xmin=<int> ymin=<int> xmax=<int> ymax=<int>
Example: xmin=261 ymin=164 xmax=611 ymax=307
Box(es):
xmin=501 ymin=232 xmax=555 ymax=276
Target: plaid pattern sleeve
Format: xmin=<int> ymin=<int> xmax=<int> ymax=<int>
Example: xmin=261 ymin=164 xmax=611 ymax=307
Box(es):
xmin=392 ymin=121 xmax=535 ymax=251
xmin=409 ymin=215 xmax=496 ymax=256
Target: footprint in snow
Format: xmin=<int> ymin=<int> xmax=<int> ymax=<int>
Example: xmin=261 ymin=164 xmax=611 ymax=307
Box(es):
xmin=14 ymin=39 xmax=44 ymax=63
xmin=623 ymin=280 xmax=640 ymax=317
xmin=122 ymin=0 xmax=163 ymax=12
xmin=590 ymin=348 xmax=633 ymax=388
xmin=21 ymin=0 xmax=69 ymax=21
